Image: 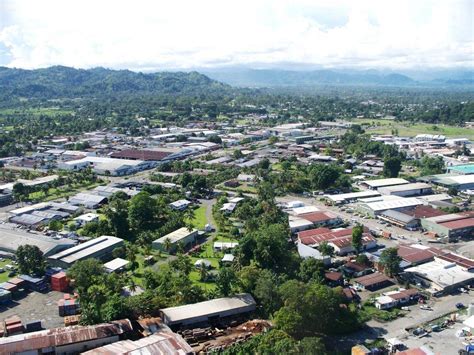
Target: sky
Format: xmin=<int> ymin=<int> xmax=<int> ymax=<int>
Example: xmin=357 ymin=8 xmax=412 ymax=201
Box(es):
xmin=0 ymin=0 xmax=472 ymax=71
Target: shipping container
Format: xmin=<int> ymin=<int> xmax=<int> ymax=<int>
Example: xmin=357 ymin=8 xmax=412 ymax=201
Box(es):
xmin=25 ymin=320 xmax=42 ymax=332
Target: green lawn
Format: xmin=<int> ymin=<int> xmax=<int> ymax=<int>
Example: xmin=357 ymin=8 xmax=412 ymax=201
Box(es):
xmin=188 ymin=234 xmax=239 ymax=290
xmin=188 ymin=206 xmax=207 ymax=230
xmin=353 ymin=118 xmax=474 ymax=140
xmin=359 ymin=304 xmax=405 ymax=322
xmin=0 ymin=258 xmax=15 ymax=283
xmin=27 ymin=181 xmax=104 ymax=202
xmin=0 ymin=107 xmax=74 ymax=117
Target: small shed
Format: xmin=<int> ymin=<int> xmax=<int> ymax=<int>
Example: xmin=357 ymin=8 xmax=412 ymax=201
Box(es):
xmin=104 ymin=258 xmax=130 ymax=273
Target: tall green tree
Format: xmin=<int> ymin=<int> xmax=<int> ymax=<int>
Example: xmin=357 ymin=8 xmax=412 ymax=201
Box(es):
xmin=128 ymin=192 xmax=157 ymax=232
xmin=383 ymin=156 xmax=402 ymax=178
xmin=104 ymin=194 xmax=130 ymax=239
xmin=379 ymin=247 xmax=401 ymax=276
xmin=216 ymin=266 xmax=238 ymax=297
xmin=351 ymin=224 xmax=363 ymax=254
xmin=16 ymin=245 xmax=46 ymax=276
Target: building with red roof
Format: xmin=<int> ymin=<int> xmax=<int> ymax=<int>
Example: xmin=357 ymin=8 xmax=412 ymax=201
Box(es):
xmin=297 ymin=227 xmax=376 ymax=255
xmin=421 ymin=212 xmax=474 ymax=240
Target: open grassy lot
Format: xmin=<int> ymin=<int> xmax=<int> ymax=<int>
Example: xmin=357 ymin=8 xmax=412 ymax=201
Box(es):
xmin=28 ymin=181 xmax=104 ymax=202
xmin=188 ymin=205 xmax=207 ymax=230
xmin=0 ymin=258 xmax=16 ymax=283
xmin=353 ymin=118 xmax=474 ymax=140
xmin=0 ymin=107 xmax=74 ymax=117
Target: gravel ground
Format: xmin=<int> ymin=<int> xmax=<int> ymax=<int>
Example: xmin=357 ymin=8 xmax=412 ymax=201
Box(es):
xmin=0 ymin=290 xmax=65 ymax=330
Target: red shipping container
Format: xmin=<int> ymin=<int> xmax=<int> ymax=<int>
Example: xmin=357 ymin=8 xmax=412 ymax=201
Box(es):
xmin=51 ymin=272 xmax=69 ymax=292
xmin=5 ymin=315 xmax=21 ymax=326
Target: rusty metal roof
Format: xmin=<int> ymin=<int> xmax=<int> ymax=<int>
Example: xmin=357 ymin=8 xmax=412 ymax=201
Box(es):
xmin=82 ymin=331 xmax=193 ymax=354
xmin=0 ymin=319 xmax=133 ymax=354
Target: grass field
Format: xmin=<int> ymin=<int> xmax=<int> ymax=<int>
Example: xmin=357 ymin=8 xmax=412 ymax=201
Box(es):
xmin=188 ymin=206 xmax=207 ymax=230
xmin=353 ymin=118 xmax=474 ymax=140
xmin=28 ymin=181 xmax=104 ymax=202
xmin=0 ymin=107 xmax=74 ymax=117
xmin=0 ymin=258 xmax=16 ymax=283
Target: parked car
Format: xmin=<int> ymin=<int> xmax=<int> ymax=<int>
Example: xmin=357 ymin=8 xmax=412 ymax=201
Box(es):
xmin=456 ymin=303 xmax=465 ymax=309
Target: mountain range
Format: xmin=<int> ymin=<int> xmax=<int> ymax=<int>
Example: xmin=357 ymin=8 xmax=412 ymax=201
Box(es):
xmin=201 ymin=68 xmax=474 ymax=87
xmin=0 ymin=66 xmax=472 ymax=100
xmin=0 ymin=66 xmax=229 ymax=99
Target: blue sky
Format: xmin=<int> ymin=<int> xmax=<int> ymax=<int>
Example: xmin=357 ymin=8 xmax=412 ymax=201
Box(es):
xmin=0 ymin=0 xmax=472 ymax=70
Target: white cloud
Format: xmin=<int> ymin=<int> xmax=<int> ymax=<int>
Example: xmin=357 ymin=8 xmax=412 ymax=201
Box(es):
xmin=0 ymin=0 xmax=472 ymax=70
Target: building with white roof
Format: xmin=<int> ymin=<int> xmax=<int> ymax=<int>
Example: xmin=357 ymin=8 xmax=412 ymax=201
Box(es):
xmin=356 ymin=197 xmax=424 ymax=217
xmin=169 ymin=199 xmax=191 ymax=211
xmin=289 ymin=216 xmax=315 ymax=234
xmin=74 ymin=213 xmax=100 ymax=226
xmin=58 ymin=156 xmax=153 ymax=176
xmin=325 ymin=190 xmax=381 ymax=204
xmin=0 ymin=224 xmax=75 ymax=256
xmin=291 ymin=206 xmax=320 ymax=215
xmin=68 ymin=193 xmax=107 ymax=209
xmin=213 ymin=242 xmax=239 ymax=251
xmin=48 ymin=236 xmax=124 ymax=268
xmin=160 ymin=294 xmax=256 ymax=328
xmin=378 ymin=183 xmax=432 ymax=197
xmin=403 ymin=257 xmax=474 ymax=296
xmin=152 ymin=227 xmax=198 ymax=253
xmin=104 ymin=258 xmax=130 ymax=273
xmin=361 ymin=178 xmax=409 ymax=190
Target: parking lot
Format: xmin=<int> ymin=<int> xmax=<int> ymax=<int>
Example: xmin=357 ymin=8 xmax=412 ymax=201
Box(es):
xmin=401 ymin=321 xmax=469 ymax=355
xmin=366 ymin=292 xmax=473 ymax=354
xmin=0 ymin=290 xmax=65 ymax=329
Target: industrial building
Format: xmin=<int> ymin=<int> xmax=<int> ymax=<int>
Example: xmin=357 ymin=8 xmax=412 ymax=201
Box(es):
xmin=446 ymin=164 xmax=474 ymax=175
xmin=0 ymin=224 xmax=75 ymax=256
xmin=297 ymin=227 xmax=377 ymax=255
xmin=68 ymin=192 xmax=107 ymax=209
xmin=160 ymin=294 xmax=256 ymax=329
xmin=356 ymin=197 xmax=424 ymax=217
xmin=378 ymin=183 xmax=432 ymax=197
xmin=110 ymin=149 xmax=173 ymax=161
xmin=0 ymin=320 xmax=133 ymax=354
xmin=58 ymin=156 xmax=154 ymax=176
xmin=422 ymin=174 xmax=474 ymax=191
xmin=403 ymin=256 xmax=474 ymax=296
xmin=297 ymin=211 xmax=342 ymax=228
xmin=82 ymin=330 xmax=193 ymax=354
xmin=325 ymin=190 xmax=381 ymax=205
xmin=420 ymin=212 xmax=474 ymax=240
xmin=360 ymin=178 xmax=409 ymax=190
xmin=48 ymin=236 xmax=124 ymax=268
xmin=152 ymin=227 xmax=198 ymax=253
xmin=378 ymin=210 xmax=419 ymax=230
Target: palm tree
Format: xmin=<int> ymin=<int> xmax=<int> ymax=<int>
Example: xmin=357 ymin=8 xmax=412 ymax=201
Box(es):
xmin=163 ymin=238 xmax=172 ymax=254
xmin=199 ymin=263 xmax=208 ymax=282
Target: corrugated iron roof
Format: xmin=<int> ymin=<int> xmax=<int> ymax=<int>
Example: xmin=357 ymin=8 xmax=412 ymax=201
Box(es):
xmin=82 ymin=331 xmax=192 ymax=354
xmin=0 ymin=319 xmax=132 ymax=353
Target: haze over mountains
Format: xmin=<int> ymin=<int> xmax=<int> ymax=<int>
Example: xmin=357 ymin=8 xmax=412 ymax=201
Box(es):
xmin=201 ymin=68 xmax=474 ymax=88
xmin=0 ymin=66 xmax=472 ymax=101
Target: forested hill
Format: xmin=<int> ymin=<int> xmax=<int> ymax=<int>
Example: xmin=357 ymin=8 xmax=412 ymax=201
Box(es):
xmin=0 ymin=66 xmax=231 ymax=99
